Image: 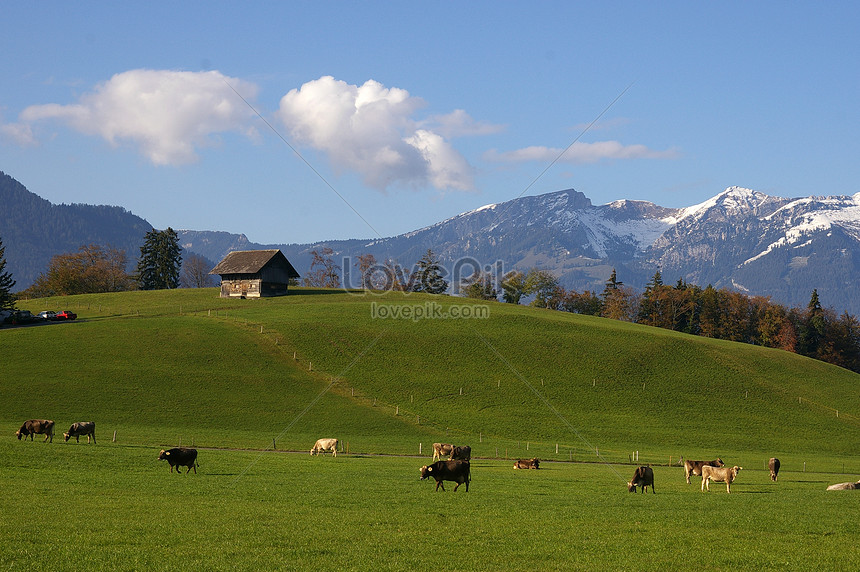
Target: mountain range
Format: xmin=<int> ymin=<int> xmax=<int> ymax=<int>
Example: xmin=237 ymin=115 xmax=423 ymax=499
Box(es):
xmin=3 ymin=169 xmax=859 ymax=314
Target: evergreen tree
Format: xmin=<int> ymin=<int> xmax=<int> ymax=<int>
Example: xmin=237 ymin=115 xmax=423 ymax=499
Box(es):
xmin=602 ymin=268 xmax=623 ymax=298
xmin=410 ymin=249 xmax=448 ymax=294
xmin=799 ymin=289 xmax=826 ymax=357
xmin=136 ymin=228 xmax=182 ymax=290
xmin=0 ymin=236 xmax=16 ymax=311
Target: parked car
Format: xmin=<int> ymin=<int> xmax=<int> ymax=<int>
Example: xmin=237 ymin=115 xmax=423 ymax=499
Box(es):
xmin=3 ymin=310 xmax=40 ymax=325
xmin=37 ymin=311 xmax=58 ymax=320
xmin=55 ymin=310 xmax=77 ymax=320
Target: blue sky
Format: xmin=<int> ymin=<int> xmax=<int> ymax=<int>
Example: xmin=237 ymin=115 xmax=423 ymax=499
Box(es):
xmin=2 ymin=2 xmax=858 ymax=244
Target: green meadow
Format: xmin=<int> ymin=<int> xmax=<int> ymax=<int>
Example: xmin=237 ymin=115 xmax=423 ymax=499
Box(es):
xmin=3 ymin=288 xmax=859 ymax=570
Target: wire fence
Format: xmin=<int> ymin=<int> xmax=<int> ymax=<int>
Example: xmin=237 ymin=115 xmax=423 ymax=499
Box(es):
xmin=23 ymin=298 xmax=860 ymax=474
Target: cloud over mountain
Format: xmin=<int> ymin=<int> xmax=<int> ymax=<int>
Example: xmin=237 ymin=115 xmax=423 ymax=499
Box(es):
xmin=484 ymin=141 xmax=679 ymax=164
xmin=15 ymin=69 xmax=259 ymax=165
xmin=276 ymin=76 xmax=478 ymax=192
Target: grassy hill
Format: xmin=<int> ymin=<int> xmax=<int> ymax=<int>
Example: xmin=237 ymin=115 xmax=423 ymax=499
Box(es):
xmin=5 ymin=288 xmax=860 ymax=570
xmin=5 ymin=287 xmax=859 ymax=467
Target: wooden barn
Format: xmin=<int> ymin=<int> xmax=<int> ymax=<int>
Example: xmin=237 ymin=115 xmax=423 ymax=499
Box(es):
xmin=209 ymin=249 xmax=300 ymax=298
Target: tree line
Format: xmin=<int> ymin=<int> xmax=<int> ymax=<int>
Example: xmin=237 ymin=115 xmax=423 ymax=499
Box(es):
xmin=302 ymin=247 xmax=449 ymax=294
xmin=6 ymin=228 xmax=214 ymax=301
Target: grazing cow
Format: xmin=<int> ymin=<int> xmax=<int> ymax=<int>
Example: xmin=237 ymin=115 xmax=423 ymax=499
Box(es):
xmin=684 ymin=457 xmax=724 ymax=484
xmin=16 ymin=419 xmax=54 ymax=443
xmin=64 ymin=421 xmax=96 ymax=444
xmin=158 ymin=448 xmax=198 ymax=474
xmin=451 ymin=445 xmax=472 ymax=461
xmin=768 ymin=457 xmax=780 ymax=482
xmin=419 ymin=460 xmax=470 ymax=492
xmin=628 ymin=466 xmax=655 ymax=493
xmin=432 ymin=443 xmax=454 ymax=462
xmin=826 ymin=481 xmax=860 ymax=491
xmin=310 ymin=438 xmax=339 ymax=457
xmin=701 ymin=465 xmax=742 ymax=493
xmin=513 ymin=458 xmax=540 ymax=470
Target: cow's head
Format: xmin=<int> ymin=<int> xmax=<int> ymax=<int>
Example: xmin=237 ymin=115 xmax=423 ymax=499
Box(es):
xmin=63 ymin=433 xmax=71 ymax=441
xmin=715 ymin=458 xmax=725 ymax=467
xmin=158 ymin=449 xmax=168 ymax=461
xmin=627 ymin=482 xmax=637 ymax=492
xmin=419 ymin=465 xmax=432 ymax=480
xmin=15 ymin=430 xmax=22 ymax=440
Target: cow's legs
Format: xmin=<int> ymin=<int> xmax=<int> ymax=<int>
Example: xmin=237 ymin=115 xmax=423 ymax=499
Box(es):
xmin=435 ymin=481 xmax=445 ymax=492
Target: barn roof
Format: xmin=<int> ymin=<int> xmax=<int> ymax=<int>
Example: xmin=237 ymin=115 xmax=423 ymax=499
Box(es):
xmin=209 ymin=249 xmax=300 ymax=278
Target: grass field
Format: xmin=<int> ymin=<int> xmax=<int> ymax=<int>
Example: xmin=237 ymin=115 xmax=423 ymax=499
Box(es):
xmin=3 ymin=288 xmax=860 ymax=570
xmin=2 ymin=442 xmax=858 ymax=571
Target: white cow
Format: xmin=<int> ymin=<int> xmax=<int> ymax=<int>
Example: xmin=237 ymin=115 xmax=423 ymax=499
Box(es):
xmin=826 ymin=481 xmax=860 ymax=491
xmin=311 ymin=438 xmax=339 ymax=457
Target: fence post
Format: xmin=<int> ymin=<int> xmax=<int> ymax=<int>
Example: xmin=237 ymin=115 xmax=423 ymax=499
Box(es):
xmin=112 ymin=430 xmax=117 ymax=443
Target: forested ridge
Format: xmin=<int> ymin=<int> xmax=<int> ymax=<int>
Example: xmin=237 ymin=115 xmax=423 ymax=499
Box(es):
xmin=0 ymin=170 xmax=152 ymax=289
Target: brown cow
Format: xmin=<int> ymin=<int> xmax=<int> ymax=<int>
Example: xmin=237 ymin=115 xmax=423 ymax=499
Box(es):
xmin=419 ymin=460 xmax=470 ymax=492
xmin=513 ymin=458 xmax=540 ymax=470
xmin=701 ymin=465 xmax=742 ymax=493
xmin=64 ymin=421 xmax=96 ymax=444
xmin=16 ymin=419 xmax=55 ymax=443
xmin=684 ymin=457 xmax=724 ymax=484
xmin=451 ymin=445 xmax=471 ymax=461
xmin=432 ymin=443 xmax=454 ymax=462
xmin=768 ymin=457 xmax=780 ymax=482
xmin=158 ymin=448 xmax=198 ymax=474
xmin=628 ymin=466 xmax=655 ymax=493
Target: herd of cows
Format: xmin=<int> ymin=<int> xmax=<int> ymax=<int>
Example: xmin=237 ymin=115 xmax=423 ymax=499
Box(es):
xmin=15 ymin=419 xmax=95 ymax=443
xmin=14 ymin=421 xmax=860 ymax=490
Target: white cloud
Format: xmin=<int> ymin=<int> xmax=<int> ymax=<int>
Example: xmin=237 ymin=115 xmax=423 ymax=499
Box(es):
xmin=276 ymin=76 xmax=476 ymax=192
xmin=422 ymin=109 xmax=506 ymax=138
xmin=484 ymin=141 xmax=680 ymax=164
xmin=0 ymin=121 xmax=37 ymax=146
xmin=17 ymin=69 xmax=259 ymax=165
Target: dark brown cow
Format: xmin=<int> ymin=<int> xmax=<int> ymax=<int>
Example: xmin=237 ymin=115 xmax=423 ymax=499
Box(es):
xmin=419 ymin=460 xmax=470 ymax=492
xmin=513 ymin=458 xmax=540 ymax=470
xmin=16 ymin=419 xmax=55 ymax=442
xmin=451 ymin=445 xmax=471 ymax=461
xmin=158 ymin=448 xmax=198 ymax=474
xmin=432 ymin=443 xmax=454 ymax=462
xmin=628 ymin=466 xmax=655 ymax=493
xmin=64 ymin=421 xmax=96 ymax=444
xmin=684 ymin=457 xmax=724 ymax=484
xmin=768 ymin=457 xmax=780 ymax=482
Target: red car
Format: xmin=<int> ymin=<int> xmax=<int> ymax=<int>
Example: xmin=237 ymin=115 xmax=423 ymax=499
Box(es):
xmin=55 ymin=310 xmax=77 ymax=320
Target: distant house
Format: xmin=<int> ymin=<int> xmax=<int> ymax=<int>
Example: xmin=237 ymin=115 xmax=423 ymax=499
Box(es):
xmin=209 ymin=249 xmax=300 ymax=298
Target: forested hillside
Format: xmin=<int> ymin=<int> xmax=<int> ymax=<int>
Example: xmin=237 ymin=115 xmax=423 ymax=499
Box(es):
xmin=0 ymin=170 xmax=152 ymax=289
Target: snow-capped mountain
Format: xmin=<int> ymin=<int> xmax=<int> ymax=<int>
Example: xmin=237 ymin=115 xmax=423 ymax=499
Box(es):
xmin=181 ymin=185 xmax=860 ymax=314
